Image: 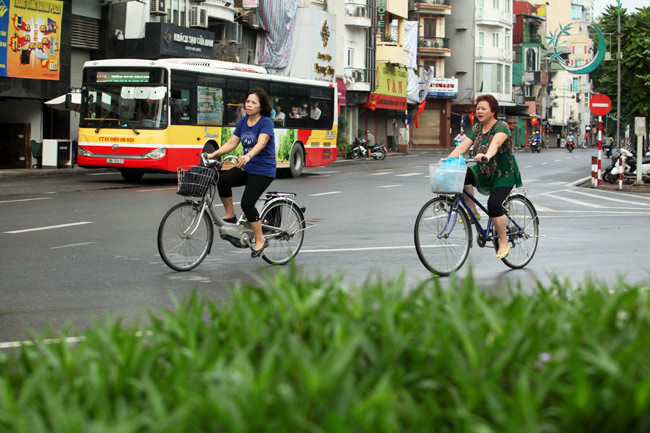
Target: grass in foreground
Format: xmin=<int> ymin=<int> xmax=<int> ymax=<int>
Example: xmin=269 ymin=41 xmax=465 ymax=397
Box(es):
xmin=2 ymin=270 xmax=650 ymax=432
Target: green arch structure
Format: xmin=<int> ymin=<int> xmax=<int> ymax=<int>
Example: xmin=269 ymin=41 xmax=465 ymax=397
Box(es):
xmin=546 ymin=23 xmax=605 ymax=74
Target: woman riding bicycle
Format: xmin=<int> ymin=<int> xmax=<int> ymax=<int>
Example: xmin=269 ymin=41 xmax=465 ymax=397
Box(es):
xmin=443 ymin=94 xmax=522 ymax=259
xmin=204 ymin=87 xmax=276 ymax=258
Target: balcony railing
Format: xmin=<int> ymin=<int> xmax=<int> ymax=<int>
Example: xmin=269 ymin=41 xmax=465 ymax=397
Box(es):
xmin=419 ymin=36 xmax=450 ymax=49
xmin=344 ymin=67 xmax=370 ymax=84
xmin=416 ymin=0 xmax=450 ymax=6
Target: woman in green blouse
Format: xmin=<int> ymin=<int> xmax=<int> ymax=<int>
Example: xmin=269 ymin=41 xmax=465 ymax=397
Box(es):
xmin=445 ymin=94 xmax=522 ymax=259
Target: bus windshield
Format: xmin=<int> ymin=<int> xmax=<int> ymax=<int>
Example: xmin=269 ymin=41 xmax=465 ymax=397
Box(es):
xmin=80 ymin=67 xmax=168 ymax=130
xmin=80 ymin=85 xmax=168 ymax=131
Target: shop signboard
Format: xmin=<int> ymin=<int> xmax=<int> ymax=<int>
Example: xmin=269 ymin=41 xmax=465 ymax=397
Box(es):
xmin=146 ymin=23 xmax=215 ymax=60
xmin=1 ymin=0 xmax=63 ymax=80
xmin=427 ymin=77 xmax=458 ymax=99
xmin=366 ymin=63 xmax=407 ymax=111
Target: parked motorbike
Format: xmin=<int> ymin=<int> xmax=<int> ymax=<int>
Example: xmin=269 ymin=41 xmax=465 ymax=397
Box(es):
xmin=525 ymin=135 xmax=542 ymax=153
xmin=603 ymin=148 xmax=650 ymax=183
xmin=566 ymin=139 xmax=575 ymax=153
xmin=349 ymin=132 xmax=387 ymax=160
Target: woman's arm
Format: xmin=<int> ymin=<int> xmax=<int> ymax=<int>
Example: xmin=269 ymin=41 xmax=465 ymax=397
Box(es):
xmin=447 ymin=136 xmax=474 ymax=159
xmin=206 ymin=134 xmax=241 ymax=159
xmin=236 ymin=133 xmax=271 ymax=169
xmin=475 ymin=131 xmax=508 ymax=161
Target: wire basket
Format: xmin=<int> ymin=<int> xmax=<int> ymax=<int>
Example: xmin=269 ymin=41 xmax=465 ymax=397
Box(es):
xmin=177 ymin=165 xmax=216 ymax=197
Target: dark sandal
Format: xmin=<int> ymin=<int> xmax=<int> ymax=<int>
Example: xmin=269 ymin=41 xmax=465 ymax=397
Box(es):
xmin=251 ymin=240 xmax=269 ymax=258
xmin=223 ymin=216 xmax=237 ymax=223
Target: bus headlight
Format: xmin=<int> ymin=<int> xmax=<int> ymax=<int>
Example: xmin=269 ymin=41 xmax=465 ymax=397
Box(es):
xmin=143 ymin=148 xmax=166 ymax=159
xmin=77 ymin=146 xmax=92 ymax=157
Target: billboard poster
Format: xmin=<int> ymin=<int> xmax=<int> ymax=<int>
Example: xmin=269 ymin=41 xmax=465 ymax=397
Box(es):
xmin=5 ymin=0 xmax=62 ymax=80
xmin=197 ymin=86 xmax=224 ymax=126
xmin=366 ymin=64 xmax=407 ymax=111
xmin=0 ymin=0 xmax=8 ymax=76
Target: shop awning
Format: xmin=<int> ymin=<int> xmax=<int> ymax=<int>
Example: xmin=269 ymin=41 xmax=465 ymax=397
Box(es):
xmin=45 ymin=92 xmax=81 ymax=112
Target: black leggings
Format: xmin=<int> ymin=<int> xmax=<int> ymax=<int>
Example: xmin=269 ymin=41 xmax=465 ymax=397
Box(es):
xmin=217 ymin=168 xmax=273 ymax=222
xmin=464 ymin=169 xmax=512 ymax=218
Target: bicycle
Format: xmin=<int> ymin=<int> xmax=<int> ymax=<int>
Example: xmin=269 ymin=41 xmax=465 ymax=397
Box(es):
xmin=158 ymin=155 xmax=306 ymax=271
xmin=414 ymin=160 xmax=540 ymax=276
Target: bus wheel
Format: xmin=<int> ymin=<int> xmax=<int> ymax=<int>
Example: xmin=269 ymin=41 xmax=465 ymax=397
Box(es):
xmin=288 ymin=144 xmax=304 ymax=178
xmin=202 ymin=141 xmax=217 ymax=154
xmin=119 ymin=168 xmax=144 ymax=182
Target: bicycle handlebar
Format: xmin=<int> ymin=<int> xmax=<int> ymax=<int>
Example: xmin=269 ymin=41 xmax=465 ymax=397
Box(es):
xmin=200 ymin=153 xmax=239 ymax=168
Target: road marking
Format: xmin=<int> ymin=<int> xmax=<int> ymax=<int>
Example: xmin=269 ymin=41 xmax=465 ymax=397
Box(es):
xmin=50 ymin=242 xmax=97 ymax=250
xmin=379 ymin=184 xmax=402 ymax=188
xmin=0 ymin=330 xmax=153 ymax=350
xmin=137 ymin=187 xmax=177 ymax=192
xmin=4 ymin=221 xmax=93 ymax=234
xmin=301 ymin=245 xmax=415 ymax=253
xmin=564 ymin=188 xmax=650 ymax=206
xmin=542 ymin=193 xmax=604 ymax=208
xmin=86 ymin=172 xmax=117 ymax=176
xmin=0 ymin=197 xmax=52 ymax=204
xmin=524 ymin=165 xmax=534 ymax=168
xmin=396 ymin=172 xmax=423 ymax=177
xmin=309 ymin=191 xmax=342 ymax=197
xmin=370 ymin=171 xmax=394 ymax=175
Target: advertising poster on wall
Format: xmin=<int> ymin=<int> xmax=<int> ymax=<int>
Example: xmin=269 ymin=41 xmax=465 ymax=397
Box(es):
xmin=3 ymin=0 xmax=62 ymax=80
xmin=197 ymin=86 xmax=224 ymax=126
xmin=365 ymin=63 xmax=407 ymax=111
xmin=0 ymin=0 xmax=8 ymax=76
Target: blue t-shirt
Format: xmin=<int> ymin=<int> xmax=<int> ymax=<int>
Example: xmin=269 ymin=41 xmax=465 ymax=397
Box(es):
xmin=233 ymin=116 xmax=276 ymax=178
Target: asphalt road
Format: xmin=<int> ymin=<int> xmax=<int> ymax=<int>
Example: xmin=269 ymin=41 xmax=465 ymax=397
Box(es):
xmin=2 ymin=147 xmax=650 ymax=342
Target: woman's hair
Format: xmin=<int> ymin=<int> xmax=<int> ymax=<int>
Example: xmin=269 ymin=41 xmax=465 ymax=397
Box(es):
xmin=476 ymin=94 xmax=498 ymax=115
xmin=247 ymin=87 xmax=273 ymax=117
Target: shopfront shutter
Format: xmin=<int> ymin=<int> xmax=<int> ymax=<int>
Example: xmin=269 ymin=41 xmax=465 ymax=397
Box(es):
xmin=412 ymin=107 xmax=441 ymax=147
xmin=71 ymin=15 xmax=99 ymax=50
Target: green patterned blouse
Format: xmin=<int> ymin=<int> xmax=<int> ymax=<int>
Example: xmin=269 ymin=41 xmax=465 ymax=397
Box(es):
xmin=466 ymin=120 xmax=522 ymax=195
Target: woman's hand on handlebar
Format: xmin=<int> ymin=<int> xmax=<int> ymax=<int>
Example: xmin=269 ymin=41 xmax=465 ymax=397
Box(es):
xmin=236 ymin=153 xmax=251 ymax=169
xmin=474 ymin=153 xmax=489 ymax=163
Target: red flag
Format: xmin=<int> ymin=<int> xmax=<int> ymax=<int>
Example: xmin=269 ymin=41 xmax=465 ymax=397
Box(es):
xmin=414 ymin=114 xmax=419 ymax=128
xmin=418 ymin=99 xmax=426 ymax=115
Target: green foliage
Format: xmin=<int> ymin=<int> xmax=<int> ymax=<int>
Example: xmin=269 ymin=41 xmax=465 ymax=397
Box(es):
xmin=3 ymin=270 xmax=650 ymax=431
xmin=593 ymin=6 xmax=650 ymax=125
xmin=277 ymin=129 xmax=296 ymax=161
xmin=219 ymin=126 xmax=242 ymax=157
xmin=337 ymin=115 xmax=351 ymax=154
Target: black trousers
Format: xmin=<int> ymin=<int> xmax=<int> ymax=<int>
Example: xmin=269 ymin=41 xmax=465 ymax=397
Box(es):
xmin=217 ymin=167 xmax=273 ymax=222
xmin=464 ymin=169 xmax=512 ymax=218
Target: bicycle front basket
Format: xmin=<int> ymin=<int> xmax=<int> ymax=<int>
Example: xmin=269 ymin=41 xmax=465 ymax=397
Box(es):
xmin=429 ymin=162 xmax=465 ymax=194
xmin=177 ymin=165 xmax=216 ymax=197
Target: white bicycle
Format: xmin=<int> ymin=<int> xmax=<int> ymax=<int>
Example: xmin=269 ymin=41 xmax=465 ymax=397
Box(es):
xmin=157 ymin=155 xmax=306 ymax=271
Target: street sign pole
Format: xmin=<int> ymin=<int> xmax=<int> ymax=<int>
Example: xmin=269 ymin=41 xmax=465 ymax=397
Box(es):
xmin=598 ymin=116 xmax=602 ymax=186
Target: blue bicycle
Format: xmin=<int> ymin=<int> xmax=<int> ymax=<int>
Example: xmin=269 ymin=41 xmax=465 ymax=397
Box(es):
xmin=414 ymin=185 xmax=540 ymax=276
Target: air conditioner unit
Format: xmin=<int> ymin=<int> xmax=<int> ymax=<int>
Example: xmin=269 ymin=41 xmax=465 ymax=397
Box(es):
xmin=150 ymin=0 xmax=167 ymax=16
xmin=224 ymin=23 xmax=242 ymax=44
xmin=190 ymin=6 xmax=208 ymax=28
xmin=352 ymin=70 xmax=364 ymax=82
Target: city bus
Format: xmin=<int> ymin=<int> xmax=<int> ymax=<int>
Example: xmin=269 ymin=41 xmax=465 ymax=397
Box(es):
xmin=77 ymin=58 xmax=338 ymax=181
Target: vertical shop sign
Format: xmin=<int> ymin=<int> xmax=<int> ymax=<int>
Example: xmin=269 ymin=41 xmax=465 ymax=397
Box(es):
xmin=376 ymin=0 xmax=386 ymax=35
xmin=0 ymin=0 xmax=9 ymax=76
xmin=5 ymin=0 xmax=62 ymax=80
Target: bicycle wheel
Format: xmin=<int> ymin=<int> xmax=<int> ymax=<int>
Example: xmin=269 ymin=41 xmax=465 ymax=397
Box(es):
xmin=260 ymin=199 xmax=305 ymax=265
xmin=499 ymin=195 xmax=539 ymax=269
xmin=158 ymin=202 xmax=213 ymax=271
xmin=414 ymin=197 xmax=471 ymax=276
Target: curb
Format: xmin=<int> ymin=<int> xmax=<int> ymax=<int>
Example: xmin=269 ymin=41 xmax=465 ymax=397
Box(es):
xmin=0 ymin=167 xmax=117 ymax=179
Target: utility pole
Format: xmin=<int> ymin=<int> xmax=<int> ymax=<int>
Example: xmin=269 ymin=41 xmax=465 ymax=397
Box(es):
xmin=616 ymin=0 xmax=621 ymax=149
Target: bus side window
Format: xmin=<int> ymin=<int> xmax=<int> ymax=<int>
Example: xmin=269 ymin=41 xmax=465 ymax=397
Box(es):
xmin=171 ymin=89 xmax=191 ymax=125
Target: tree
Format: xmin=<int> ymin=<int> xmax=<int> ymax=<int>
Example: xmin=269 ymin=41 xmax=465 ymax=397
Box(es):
xmin=591 ymin=6 xmax=650 ymax=129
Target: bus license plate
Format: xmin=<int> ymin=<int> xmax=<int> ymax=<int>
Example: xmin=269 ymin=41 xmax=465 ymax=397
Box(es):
xmin=107 ymin=158 xmax=124 ymax=164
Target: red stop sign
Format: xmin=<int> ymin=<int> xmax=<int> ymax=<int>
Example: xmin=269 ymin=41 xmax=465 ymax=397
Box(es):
xmin=590 ymin=94 xmax=612 ymax=116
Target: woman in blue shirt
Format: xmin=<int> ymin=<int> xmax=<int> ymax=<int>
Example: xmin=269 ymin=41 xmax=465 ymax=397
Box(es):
xmin=205 ymin=87 xmax=276 ymax=258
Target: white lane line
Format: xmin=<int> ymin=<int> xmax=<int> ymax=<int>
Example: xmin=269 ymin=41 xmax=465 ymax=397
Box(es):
xmin=0 ymin=197 xmax=52 ymax=204
xmin=370 ymin=171 xmax=394 ymax=176
xmin=0 ymin=330 xmax=153 ymax=350
xmin=524 ymin=165 xmax=534 ymax=168
xmin=396 ymin=173 xmax=424 ymax=177
xmin=379 ymin=185 xmax=402 ymax=188
xmin=50 ymin=242 xmax=97 ymax=250
xmin=86 ymin=172 xmax=117 ymax=176
xmin=542 ymin=193 xmax=604 ymax=208
xmin=564 ymin=188 xmax=650 ymax=206
xmin=4 ymin=221 xmax=93 ymax=234
xmin=309 ymin=191 xmax=342 ymax=197
xmin=301 ymin=245 xmax=415 ymax=253
xmin=137 ymin=187 xmax=177 ymax=192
